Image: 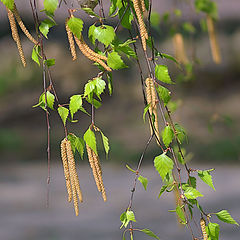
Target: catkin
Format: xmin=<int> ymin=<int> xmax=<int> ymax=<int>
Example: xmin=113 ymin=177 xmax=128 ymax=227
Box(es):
xmin=132 ymin=0 xmax=148 ymax=51
xmin=65 ymin=19 xmax=77 ymax=61
xmin=12 ymin=4 xmax=38 ymax=45
xmin=206 ymin=15 xmax=221 ymax=64
xmin=74 ymin=35 xmax=112 ymax=72
xmin=145 ymin=78 xmax=160 ymax=144
xmin=139 ymin=0 xmax=146 ymax=13
xmin=60 ymin=139 xmax=72 ymax=202
xmin=7 ymin=8 xmax=26 ymax=67
xmin=200 ymin=218 xmax=208 ymax=240
xmin=172 ymin=33 xmax=189 ymax=64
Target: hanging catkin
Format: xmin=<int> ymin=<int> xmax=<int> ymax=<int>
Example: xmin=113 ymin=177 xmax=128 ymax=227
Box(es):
xmin=65 ymin=19 xmax=77 ymax=61
xmin=200 ymin=218 xmax=208 ymax=240
xmin=7 ymin=8 xmax=26 ymax=67
xmin=74 ymin=35 xmax=112 ymax=72
xmin=172 ymin=33 xmax=189 ymax=64
xmin=86 ymin=144 xmax=107 ymax=202
xmin=12 ymin=4 xmax=38 ymax=45
xmin=145 ymin=78 xmax=160 ymax=145
xmin=139 ymin=0 xmax=146 ymax=13
xmin=206 ymin=15 xmax=221 ymax=64
xmin=132 ymin=0 xmax=148 ymax=51
xmin=60 ymin=139 xmax=72 ymax=202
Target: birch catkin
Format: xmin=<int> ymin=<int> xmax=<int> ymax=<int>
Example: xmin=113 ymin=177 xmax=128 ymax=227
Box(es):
xmin=7 ymin=8 xmax=26 ymax=67
xmin=145 ymin=78 xmax=160 ymax=144
xmin=12 ymin=4 xmax=38 ymax=45
xmin=60 ymin=139 xmax=72 ymax=202
xmin=139 ymin=0 xmax=146 ymax=13
xmin=65 ymin=19 xmax=77 ymax=61
xmin=206 ymin=15 xmax=222 ymax=64
xmin=74 ymin=35 xmax=112 ymax=72
xmin=172 ymin=33 xmax=189 ymax=64
xmin=200 ymin=218 xmax=208 ymax=240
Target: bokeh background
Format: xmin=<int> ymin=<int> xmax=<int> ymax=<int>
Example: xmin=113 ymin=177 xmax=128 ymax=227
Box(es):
xmin=0 ymin=0 xmax=240 ymax=239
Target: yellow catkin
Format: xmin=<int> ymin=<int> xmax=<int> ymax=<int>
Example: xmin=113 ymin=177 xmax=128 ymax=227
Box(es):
xmin=200 ymin=218 xmax=208 ymax=240
xmin=206 ymin=15 xmax=221 ymax=64
xmin=7 ymin=8 xmax=26 ymax=67
xmin=60 ymin=139 xmax=72 ymax=202
xmin=132 ymin=0 xmax=148 ymax=51
xmin=12 ymin=4 xmax=38 ymax=45
xmin=74 ymin=35 xmax=112 ymax=72
xmin=145 ymin=78 xmax=160 ymax=144
xmin=172 ymin=33 xmax=189 ymax=64
xmin=139 ymin=0 xmax=146 ymax=13
xmin=65 ymin=19 xmax=77 ymax=61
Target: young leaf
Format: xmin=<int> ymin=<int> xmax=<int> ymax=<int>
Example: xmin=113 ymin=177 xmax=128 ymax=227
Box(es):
xmin=1 ymin=0 xmax=14 ymax=10
xmin=176 ymin=205 xmax=187 ymax=224
xmin=126 ymin=210 xmax=136 ymax=222
xmin=93 ymin=77 xmax=106 ymax=99
xmin=161 ymin=53 xmax=179 ymax=64
xmin=81 ymin=7 xmax=100 ymax=18
xmin=100 ymin=131 xmax=110 ymax=157
xmin=143 ymin=103 xmax=150 ymax=122
xmin=107 ymin=72 xmax=113 ymax=95
xmin=215 ymin=210 xmax=239 ymax=226
xmin=126 ymin=164 xmax=136 ymax=173
xmin=43 ymin=0 xmax=58 ymax=15
xmin=183 ymin=186 xmax=203 ymax=199
xmin=107 ymin=51 xmax=127 ymax=70
xmin=158 ymin=185 xmax=168 ymax=198
xmin=84 ymin=81 xmax=96 ymax=97
xmin=57 ymin=106 xmax=69 ymax=126
xmin=42 ymin=91 xmax=55 ymax=110
xmin=120 ymin=211 xmax=127 ymax=229
xmin=84 ymin=128 xmax=97 ymax=155
xmin=155 ymin=65 xmax=174 ymax=84
xmin=39 ymin=19 xmax=56 ymax=38
xmin=188 ymin=176 xmax=197 ymax=188
xmin=44 ymin=58 xmax=55 ymax=67
xmin=156 ymin=85 xmax=171 ymax=106
xmin=207 ymin=222 xmax=220 ymax=240
xmin=140 ymin=229 xmax=160 ymax=240
xmin=162 ymin=125 xmax=174 ymax=147
xmin=154 ymin=153 xmax=174 ymax=182
xmin=92 ymin=25 xmax=116 ymax=46
xmin=197 ymin=170 xmax=215 ymax=191
xmin=67 ymin=134 xmax=84 ymax=159
xmin=69 ymin=95 xmax=82 ymax=119
xmin=138 ymin=175 xmax=148 ymax=191
xmin=32 ymin=46 xmax=41 ymax=66
xmin=67 ymin=17 xmax=84 ymax=39
xmin=119 ymin=6 xmax=133 ymax=29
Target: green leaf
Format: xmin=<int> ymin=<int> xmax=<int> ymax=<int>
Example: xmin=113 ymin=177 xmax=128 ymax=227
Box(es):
xmin=32 ymin=45 xmax=41 ymax=66
xmin=155 ymin=65 xmax=174 ymax=84
xmin=84 ymin=128 xmax=97 ymax=155
xmin=84 ymin=81 xmax=95 ymax=97
xmin=43 ymin=91 xmax=55 ymax=110
xmin=188 ymin=176 xmax=197 ymax=188
xmin=67 ymin=17 xmax=84 ymax=39
xmin=120 ymin=210 xmax=136 ymax=229
xmin=162 ymin=125 xmax=174 ymax=147
xmin=39 ymin=19 xmax=56 ymax=38
xmin=176 ymin=205 xmax=187 ymax=224
xmin=140 ymin=229 xmax=160 ymax=240
xmin=120 ymin=212 xmax=127 ymax=229
xmin=69 ymin=95 xmax=82 ymax=119
xmin=150 ymin=12 xmax=161 ymax=28
xmin=138 ymin=175 xmax=148 ymax=191
xmin=215 ymin=210 xmax=239 ymax=226
xmin=100 ymin=131 xmax=110 ymax=157
xmin=57 ymin=106 xmax=69 ymax=126
xmin=207 ymin=222 xmax=220 ymax=240
xmin=126 ymin=164 xmax=136 ymax=173
xmin=119 ymin=6 xmax=133 ymax=29
xmin=197 ymin=170 xmax=215 ymax=190
xmin=158 ymin=185 xmax=168 ymax=198
xmin=1 ymin=0 xmax=14 ymax=10
xmin=107 ymin=51 xmax=127 ymax=70
xmin=182 ymin=22 xmax=196 ymax=34
xmin=43 ymin=0 xmax=58 ymax=15
xmin=67 ymin=134 xmax=84 ymax=159
xmin=126 ymin=210 xmax=136 ymax=222
xmin=143 ymin=103 xmax=150 ymax=122
xmin=156 ymin=85 xmax=171 ymax=106
xmin=44 ymin=58 xmax=55 ymax=67
xmin=92 ymin=25 xmax=116 ymax=46
xmin=161 ymin=53 xmax=179 ymax=64
xmin=194 ymin=0 xmax=218 ymax=19
xmin=81 ymin=7 xmax=100 ymax=18
xmin=174 ymin=123 xmax=187 ymax=143
xmin=183 ymin=186 xmax=203 ymax=199
xmin=93 ymin=77 xmax=106 ymax=99
xmin=154 ymin=153 xmax=174 ymax=182
xmin=107 ymin=72 xmax=113 ymax=95
xmin=109 ymin=0 xmax=117 ymax=16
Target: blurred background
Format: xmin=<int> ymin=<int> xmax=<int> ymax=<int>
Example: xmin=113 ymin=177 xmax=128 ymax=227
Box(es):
xmin=0 ymin=0 xmax=240 ymax=239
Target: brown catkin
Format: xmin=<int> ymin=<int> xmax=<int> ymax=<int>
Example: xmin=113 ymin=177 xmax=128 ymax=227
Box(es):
xmin=200 ymin=218 xmax=208 ymax=240
xmin=65 ymin=19 xmax=77 ymax=61
xmin=7 ymin=8 xmax=26 ymax=67
xmin=60 ymin=139 xmax=72 ymax=202
xmin=139 ymin=0 xmax=146 ymax=13
xmin=132 ymin=0 xmax=148 ymax=51
xmin=145 ymin=78 xmax=160 ymax=144
xmin=172 ymin=33 xmax=189 ymax=64
xmin=206 ymin=15 xmax=221 ymax=64
xmin=74 ymin=35 xmax=112 ymax=72
xmin=12 ymin=4 xmax=38 ymax=45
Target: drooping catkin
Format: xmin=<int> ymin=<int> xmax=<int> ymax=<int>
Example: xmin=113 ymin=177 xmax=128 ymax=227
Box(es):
xmin=132 ymin=0 xmax=148 ymax=51
xmin=12 ymin=4 xmax=38 ymax=45
xmin=7 ymin=8 xmax=26 ymax=67
xmin=65 ymin=19 xmax=77 ymax=61
xmin=145 ymin=78 xmax=160 ymax=144
xmin=206 ymin=15 xmax=221 ymax=64
xmin=139 ymin=0 xmax=146 ymax=13
xmin=172 ymin=33 xmax=189 ymax=64
xmin=66 ymin=140 xmax=83 ymax=203
xmin=74 ymin=35 xmax=112 ymax=72
xmin=200 ymin=218 xmax=208 ymax=240
xmin=60 ymin=139 xmax=72 ymax=202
